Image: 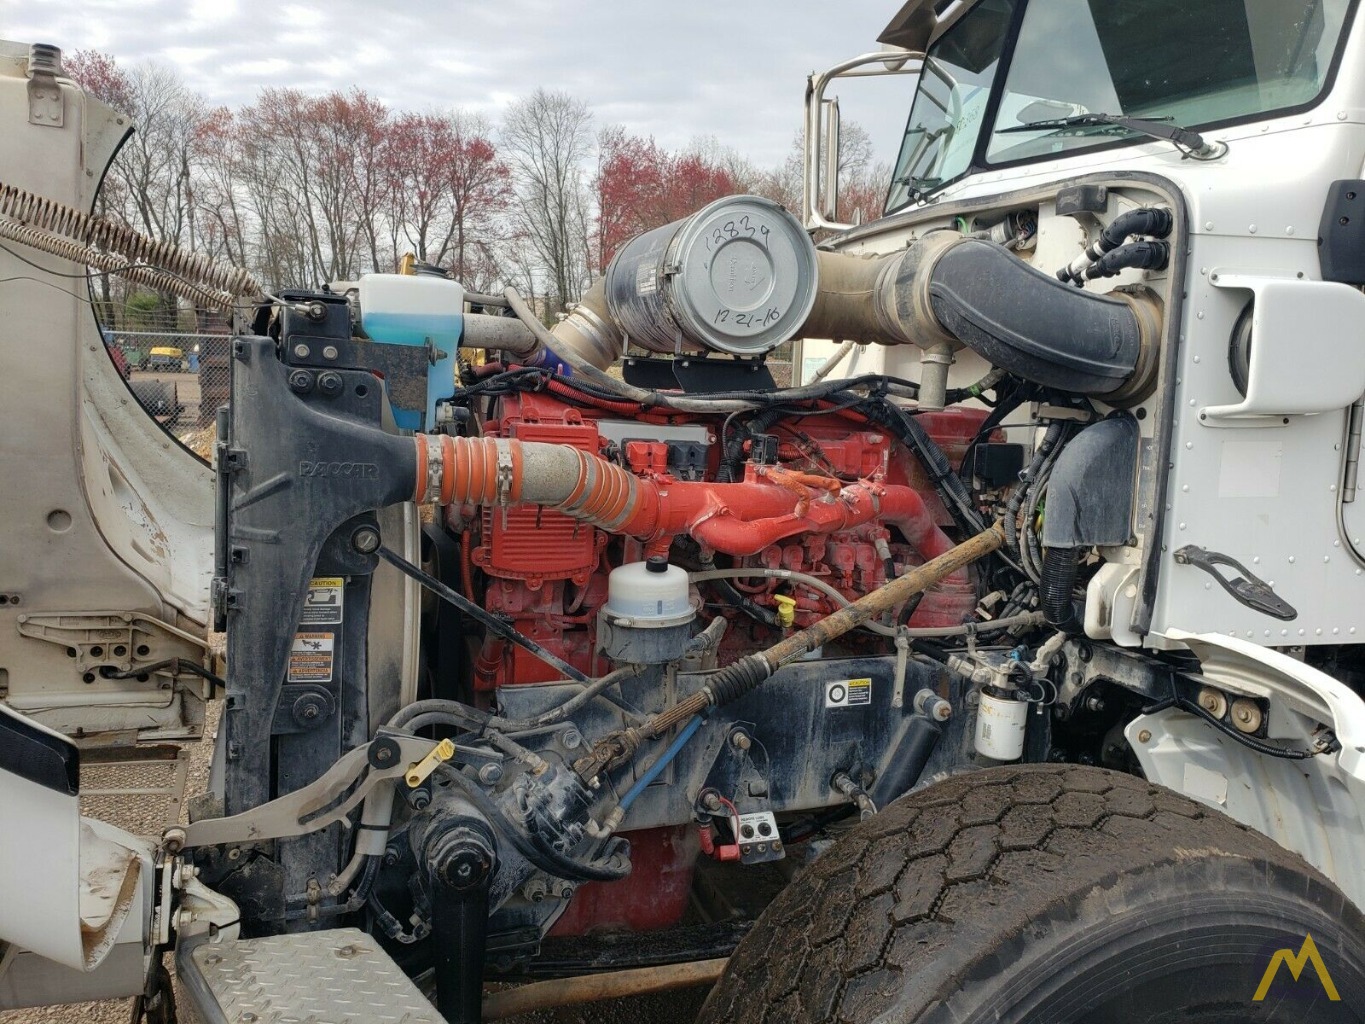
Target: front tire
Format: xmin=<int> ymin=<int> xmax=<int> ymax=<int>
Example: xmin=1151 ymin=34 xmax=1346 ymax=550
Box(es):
xmin=699 ymin=765 xmax=1365 ymax=1023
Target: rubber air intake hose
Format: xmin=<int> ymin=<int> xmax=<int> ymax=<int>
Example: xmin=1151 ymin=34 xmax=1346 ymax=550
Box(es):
xmin=924 ymin=238 xmax=1157 ymax=398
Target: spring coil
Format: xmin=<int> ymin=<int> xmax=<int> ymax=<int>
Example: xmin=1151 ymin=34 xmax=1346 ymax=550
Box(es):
xmin=0 ymin=218 xmax=236 ymax=310
xmin=0 ymin=178 xmax=261 ymax=303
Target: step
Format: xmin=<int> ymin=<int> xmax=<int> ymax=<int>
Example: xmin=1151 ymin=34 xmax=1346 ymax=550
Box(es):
xmin=178 ymin=927 xmax=446 ymax=1024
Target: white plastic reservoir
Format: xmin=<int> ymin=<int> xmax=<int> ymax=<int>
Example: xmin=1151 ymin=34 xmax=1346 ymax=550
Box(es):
xmin=606 ymin=557 xmax=692 ymax=624
xmin=359 ymin=273 xmax=465 ymax=349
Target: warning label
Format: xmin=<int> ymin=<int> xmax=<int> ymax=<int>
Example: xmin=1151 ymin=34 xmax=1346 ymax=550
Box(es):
xmin=289 ymin=632 xmax=335 ymax=683
xmin=825 ymin=678 xmax=872 ymax=708
xmin=300 ymin=577 xmax=344 ymax=625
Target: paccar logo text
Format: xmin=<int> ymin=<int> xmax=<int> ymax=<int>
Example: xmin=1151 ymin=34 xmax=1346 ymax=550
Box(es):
xmin=299 ymin=461 xmax=378 ymax=479
xmin=1252 ymin=934 xmax=1340 ymax=1001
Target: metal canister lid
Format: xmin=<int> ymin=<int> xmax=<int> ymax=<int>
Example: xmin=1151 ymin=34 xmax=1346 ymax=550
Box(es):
xmin=666 ymin=195 xmax=818 ymax=357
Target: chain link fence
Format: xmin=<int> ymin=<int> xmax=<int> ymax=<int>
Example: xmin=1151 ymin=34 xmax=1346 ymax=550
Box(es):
xmin=97 ymin=303 xmax=796 ymax=458
xmin=96 ymin=305 xmax=230 ymax=457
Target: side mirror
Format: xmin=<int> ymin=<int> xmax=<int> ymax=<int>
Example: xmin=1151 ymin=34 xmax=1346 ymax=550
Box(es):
xmin=820 ymin=97 xmax=841 ymax=223
xmin=802 ymin=50 xmax=924 ymax=233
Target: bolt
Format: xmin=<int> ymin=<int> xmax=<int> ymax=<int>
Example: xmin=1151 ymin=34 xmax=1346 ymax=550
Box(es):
xmin=1137 ymin=729 xmax=1152 ymax=743
xmin=322 ymin=344 xmax=339 ymax=360
xmin=292 ymin=343 xmax=310 ymax=359
xmin=317 ymin=371 xmax=344 ymax=396
xmin=373 ymin=745 xmax=393 ymax=764
xmin=1197 ymin=687 xmax=1228 ymax=719
xmin=730 ymin=731 xmax=752 ymax=751
xmin=351 ymin=525 xmax=381 ymax=554
xmin=478 ymin=763 xmax=504 ymax=785
xmin=1230 ymin=698 xmax=1263 ymax=734
xmin=560 ymin=728 xmax=582 ymax=750
xmin=205 ymin=953 xmax=222 ymax=966
xmin=227 ymin=846 xmax=242 ymax=861
xmin=1084 ymin=695 xmax=1106 ymax=713
xmin=288 ymin=369 xmax=314 ymax=394
xmin=701 ymin=791 xmax=723 ymax=812
xmin=305 ymin=302 xmax=327 ymax=322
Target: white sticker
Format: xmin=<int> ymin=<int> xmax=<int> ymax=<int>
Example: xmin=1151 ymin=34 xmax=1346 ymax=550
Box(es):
xmin=825 ymin=678 xmax=872 ymax=708
xmin=636 ymin=262 xmax=658 ymax=296
xmin=300 ymin=576 xmax=344 ymax=625
xmin=289 ymin=632 xmax=335 ymax=683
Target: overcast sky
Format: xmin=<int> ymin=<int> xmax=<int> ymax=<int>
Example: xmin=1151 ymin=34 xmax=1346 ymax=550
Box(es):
xmin=7 ymin=1 xmax=915 ymax=169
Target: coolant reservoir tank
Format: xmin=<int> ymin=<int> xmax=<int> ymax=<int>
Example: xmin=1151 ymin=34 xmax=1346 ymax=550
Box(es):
xmin=600 ymin=557 xmax=695 ymax=665
xmin=358 ymin=273 xmax=465 ymax=349
xmin=606 ymin=557 xmax=692 ymax=622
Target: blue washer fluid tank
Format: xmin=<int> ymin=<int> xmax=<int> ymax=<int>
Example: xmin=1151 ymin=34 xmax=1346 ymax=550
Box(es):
xmin=358 ymin=273 xmax=464 ymax=430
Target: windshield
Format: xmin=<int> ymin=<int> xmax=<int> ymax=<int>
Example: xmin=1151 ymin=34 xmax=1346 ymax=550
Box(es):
xmin=885 ymin=0 xmax=1018 ymax=212
xmin=886 ymin=0 xmax=1355 ymax=211
xmin=987 ymin=0 xmax=1352 ymax=163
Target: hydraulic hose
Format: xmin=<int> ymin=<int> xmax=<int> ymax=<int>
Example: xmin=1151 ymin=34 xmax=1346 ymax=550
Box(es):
xmin=1083 ymin=240 xmax=1171 ymax=279
xmin=1057 ymin=206 xmax=1174 ymax=284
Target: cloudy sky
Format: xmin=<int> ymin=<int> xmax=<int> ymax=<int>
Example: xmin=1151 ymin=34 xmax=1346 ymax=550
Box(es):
xmin=8 ymin=1 xmax=915 ymax=169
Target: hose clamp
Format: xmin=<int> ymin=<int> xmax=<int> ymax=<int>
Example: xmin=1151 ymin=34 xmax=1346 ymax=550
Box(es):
xmin=416 ymin=435 xmax=444 ymax=504
xmin=495 ymin=439 xmax=515 ymax=507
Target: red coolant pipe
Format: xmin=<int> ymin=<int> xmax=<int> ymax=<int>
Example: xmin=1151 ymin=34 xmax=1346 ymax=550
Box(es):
xmin=412 ymin=435 xmax=967 ymax=586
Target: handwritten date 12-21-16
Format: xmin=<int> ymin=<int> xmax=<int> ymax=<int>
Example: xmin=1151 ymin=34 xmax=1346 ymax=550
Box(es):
xmin=715 ymin=307 xmax=783 ymax=328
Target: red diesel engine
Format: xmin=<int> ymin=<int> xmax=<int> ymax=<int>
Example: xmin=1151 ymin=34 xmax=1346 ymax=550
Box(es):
xmin=448 ymin=386 xmax=992 ymax=935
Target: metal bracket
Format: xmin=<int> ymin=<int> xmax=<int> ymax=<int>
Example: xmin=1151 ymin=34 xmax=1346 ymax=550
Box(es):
xmin=27 ymin=71 xmax=63 ymax=128
xmin=15 ymin=610 xmax=209 ymax=676
xmin=1173 ymin=545 xmax=1297 ymax=621
xmin=177 ymin=731 xmax=436 ymax=848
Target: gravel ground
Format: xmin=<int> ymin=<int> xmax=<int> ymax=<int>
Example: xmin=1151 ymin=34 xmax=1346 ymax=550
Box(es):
xmin=1 ymin=703 xmax=710 ymax=1024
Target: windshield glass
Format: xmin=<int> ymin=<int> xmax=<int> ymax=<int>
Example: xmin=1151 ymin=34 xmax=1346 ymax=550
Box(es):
xmin=885 ymin=0 xmax=1018 ymax=212
xmin=986 ymin=0 xmax=1353 ymax=164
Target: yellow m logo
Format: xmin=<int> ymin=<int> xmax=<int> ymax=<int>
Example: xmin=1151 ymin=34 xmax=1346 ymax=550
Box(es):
xmin=1252 ymin=934 xmax=1341 ymax=1002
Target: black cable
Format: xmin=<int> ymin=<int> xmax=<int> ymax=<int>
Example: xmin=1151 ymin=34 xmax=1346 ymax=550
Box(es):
xmin=376 ymin=546 xmax=589 ymax=684
xmin=1139 ymin=692 xmax=1327 ymax=760
xmin=103 ymin=657 xmax=226 ymax=693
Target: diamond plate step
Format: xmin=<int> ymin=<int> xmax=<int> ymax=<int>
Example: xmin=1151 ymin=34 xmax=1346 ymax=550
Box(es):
xmin=177 ymin=927 xmax=446 ymax=1023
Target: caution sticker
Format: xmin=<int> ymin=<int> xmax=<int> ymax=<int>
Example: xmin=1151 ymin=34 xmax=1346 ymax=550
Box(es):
xmin=300 ymin=577 xmax=344 ymax=625
xmin=289 ymin=632 xmax=335 ymax=683
xmin=825 ymin=678 xmax=872 ymax=708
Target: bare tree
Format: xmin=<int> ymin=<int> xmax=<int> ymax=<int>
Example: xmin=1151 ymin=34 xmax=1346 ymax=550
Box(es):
xmin=501 ymin=89 xmax=593 ymax=313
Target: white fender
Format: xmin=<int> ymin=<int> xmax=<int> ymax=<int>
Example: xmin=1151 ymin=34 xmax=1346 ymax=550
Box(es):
xmin=1129 ymin=629 xmax=1365 ymax=911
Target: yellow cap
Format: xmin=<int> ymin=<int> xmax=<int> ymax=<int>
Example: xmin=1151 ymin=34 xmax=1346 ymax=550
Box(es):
xmin=773 ymin=594 xmax=797 ymax=627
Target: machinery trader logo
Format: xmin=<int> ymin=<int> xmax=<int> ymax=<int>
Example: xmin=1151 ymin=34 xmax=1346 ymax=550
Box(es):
xmin=1252 ymin=934 xmax=1340 ymax=1002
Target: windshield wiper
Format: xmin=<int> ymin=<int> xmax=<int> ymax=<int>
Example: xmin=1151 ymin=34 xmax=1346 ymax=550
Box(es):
xmin=1000 ymin=112 xmax=1226 ymax=160
xmin=892 ymin=175 xmax=950 ymax=206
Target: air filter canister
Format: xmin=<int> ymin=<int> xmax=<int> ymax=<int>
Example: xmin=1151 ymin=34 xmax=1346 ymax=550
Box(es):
xmin=604 ymin=195 xmax=818 ymax=358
